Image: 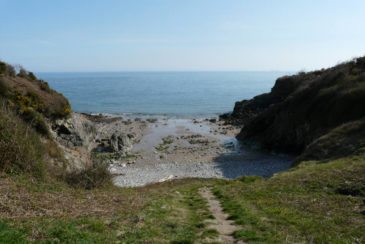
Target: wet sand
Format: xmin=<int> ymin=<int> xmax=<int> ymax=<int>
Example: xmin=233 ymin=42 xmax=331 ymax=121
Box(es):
xmin=105 ymin=117 xmax=293 ymax=187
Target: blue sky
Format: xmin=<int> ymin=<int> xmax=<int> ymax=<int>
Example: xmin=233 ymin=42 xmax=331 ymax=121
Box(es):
xmin=1 ymin=0 xmax=365 ymax=72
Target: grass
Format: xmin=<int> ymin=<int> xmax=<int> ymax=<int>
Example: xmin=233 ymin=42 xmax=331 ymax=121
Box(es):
xmin=64 ymin=160 xmax=112 ymax=189
xmin=0 ymin=156 xmax=364 ymax=242
xmin=0 ymin=177 xmax=217 ymax=243
xmin=212 ymin=156 xmax=365 ymax=243
xmin=0 ymin=105 xmax=46 ymax=178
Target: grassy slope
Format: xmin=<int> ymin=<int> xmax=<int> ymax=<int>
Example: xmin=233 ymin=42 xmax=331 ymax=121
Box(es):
xmin=0 ymin=156 xmax=364 ymax=243
xmin=213 ymin=157 xmax=365 ymax=243
xmin=0 ymin=177 xmax=218 ymax=243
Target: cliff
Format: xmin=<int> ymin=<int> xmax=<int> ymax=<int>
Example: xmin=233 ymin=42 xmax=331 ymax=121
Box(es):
xmin=0 ymin=60 xmax=133 ymax=185
xmin=226 ymin=56 xmax=365 ymax=162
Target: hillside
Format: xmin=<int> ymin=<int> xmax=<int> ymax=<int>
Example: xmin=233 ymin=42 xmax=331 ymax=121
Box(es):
xmin=0 ymin=62 xmax=70 ymax=134
xmin=224 ymin=56 xmax=365 ymax=162
xmin=0 ymin=61 xmax=73 ymax=177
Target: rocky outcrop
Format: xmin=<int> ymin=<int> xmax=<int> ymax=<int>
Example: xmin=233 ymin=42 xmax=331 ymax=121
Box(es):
xmin=95 ymin=133 xmax=133 ymax=155
xmin=52 ymin=113 xmax=95 ymax=148
xmin=51 ymin=112 xmax=139 ymax=171
xmin=226 ymin=56 xmax=365 ymax=162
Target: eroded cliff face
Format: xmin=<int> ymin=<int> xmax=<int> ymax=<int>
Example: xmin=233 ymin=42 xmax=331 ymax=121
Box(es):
xmin=225 ymin=56 xmax=365 ymax=162
xmin=0 ymin=61 xmax=141 ymax=173
xmin=51 ymin=112 xmax=146 ymax=172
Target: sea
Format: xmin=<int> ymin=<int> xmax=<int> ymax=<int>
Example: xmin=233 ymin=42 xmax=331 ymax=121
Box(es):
xmin=37 ymin=71 xmax=289 ymax=118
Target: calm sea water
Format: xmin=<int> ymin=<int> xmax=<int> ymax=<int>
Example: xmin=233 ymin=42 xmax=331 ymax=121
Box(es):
xmin=37 ymin=72 xmax=288 ymax=117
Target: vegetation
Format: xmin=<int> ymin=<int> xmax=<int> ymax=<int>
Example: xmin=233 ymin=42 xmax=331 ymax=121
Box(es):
xmin=155 ymin=135 xmax=174 ymax=152
xmin=0 ymin=61 xmax=16 ymax=77
xmin=0 ymin=155 xmax=363 ymax=242
xmin=0 ymin=104 xmax=46 ymax=178
xmin=232 ymin=56 xmax=365 ymax=161
xmin=0 ymin=58 xmax=364 ymax=243
xmin=0 ymin=61 xmax=71 ymax=121
xmin=213 ymin=157 xmax=365 ymax=243
xmin=0 ymin=178 xmax=217 ymax=243
xmin=64 ymin=160 xmax=112 ymax=189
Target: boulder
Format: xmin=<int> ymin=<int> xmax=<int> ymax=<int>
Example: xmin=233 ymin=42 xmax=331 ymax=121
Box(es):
xmin=109 ymin=133 xmax=133 ymax=153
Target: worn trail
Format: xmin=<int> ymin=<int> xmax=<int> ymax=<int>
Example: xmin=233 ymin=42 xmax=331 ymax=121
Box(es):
xmin=199 ymin=187 xmax=245 ymax=244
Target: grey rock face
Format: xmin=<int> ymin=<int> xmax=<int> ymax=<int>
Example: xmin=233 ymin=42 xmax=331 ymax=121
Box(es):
xmin=53 ymin=120 xmax=83 ymax=147
xmin=110 ymin=133 xmax=133 ymax=154
xmin=110 ymin=133 xmax=119 ymax=152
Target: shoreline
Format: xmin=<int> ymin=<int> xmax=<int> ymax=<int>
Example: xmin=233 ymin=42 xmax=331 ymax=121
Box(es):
xmin=79 ymin=111 xmax=228 ymax=121
xmin=53 ymin=112 xmax=293 ymax=187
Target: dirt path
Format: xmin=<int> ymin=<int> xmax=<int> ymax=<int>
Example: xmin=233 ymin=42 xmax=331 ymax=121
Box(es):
xmin=199 ymin=187 xmax=245 ymax=244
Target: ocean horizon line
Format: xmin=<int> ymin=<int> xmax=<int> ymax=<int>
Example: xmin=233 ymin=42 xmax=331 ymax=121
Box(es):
xmin=36 ymin=70 xmax=293 ymax=74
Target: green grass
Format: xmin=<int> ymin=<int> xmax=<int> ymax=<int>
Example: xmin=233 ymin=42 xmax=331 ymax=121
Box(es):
xmin=0 ymin=177 xmax=217 ymax=243
xmin=213 ymin=156 xmax=365 ymax=243
xmin=1 ymin=157 xmax=364 ymax=243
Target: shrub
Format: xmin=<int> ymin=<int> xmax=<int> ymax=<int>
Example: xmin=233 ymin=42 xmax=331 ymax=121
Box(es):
xmin=28 ymin=72 xmax=37 ymax=80
xmin=0 ymin=62 xmax=16 ymax=77
xmin=17 ymin=67 xmax=28 ymax=78
xmin=20 ymin=107 xmax=49 ymax=136
xmin=64 ymin=161 xmax=111 ymax=189
xmin=0 ymin=62 xmax=6 ymax=74
xmin=39 ymin=80 xmax=51 ymax=92
xmin=0 ymin=105 xmax=46 ymax=178
xmin=49 ymin=100 xmax=72 ymax=119
xmin=0 ymin=80 xmax=8 ymax=96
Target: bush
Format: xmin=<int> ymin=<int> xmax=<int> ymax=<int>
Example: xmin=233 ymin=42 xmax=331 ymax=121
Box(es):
xmin=39 ymin=80 xmax=51 ymax=92
xmin=0 ymin=62 xmax=6 ymax=74
xmin=0 ymin=105 xmax=46 ymax=178
xmin=0 ymin=62 xmax=16 ymax=77
xmin=28 ymin=72 xmax=37 ymax=80
xmin=0 ymin=80 xmax=8 ymax=96
xmin=17 ymin=67 xmax=28 ymax=78
xmin=49 ymin=99 xmax=72 ymax=119
xmin=20 ymin=107 xmax=49 ymax=136
xmin=64 ymin=161 xmax=111 ymax=189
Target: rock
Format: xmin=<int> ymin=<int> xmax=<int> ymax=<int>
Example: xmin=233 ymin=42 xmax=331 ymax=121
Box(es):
xmin=231 ymin=57 xmax=365 ymax=162
xmin=53 ymin=120 xmax=83 ymax=147
xmin=127 ymin=133 xmax=136 ymax=139
xmin=109 ymin=133 xmax=133 ymax=153
xmin=158 ymin=175 xmax=175 ymax=183
xmin=110 ymin=133 xmax=119 ymax=152
xmin=118 ymin=134 xmax=132 ymax=148
xmin=224 ymin=141 xmax=235 ymax=149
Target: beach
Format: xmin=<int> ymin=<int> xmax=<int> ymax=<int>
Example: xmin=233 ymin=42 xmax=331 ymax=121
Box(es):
xmin=52 ymin=112 xmax=292 ymax=187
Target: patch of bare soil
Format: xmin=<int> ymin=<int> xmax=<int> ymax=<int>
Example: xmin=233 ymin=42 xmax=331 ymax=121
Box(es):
xmin=199 ymin=187 xmax=245 ymax=244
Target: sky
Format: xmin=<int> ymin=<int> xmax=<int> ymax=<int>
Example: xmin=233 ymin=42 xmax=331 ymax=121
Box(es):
xmin=0 ymin=0 xmax=365 ymax=72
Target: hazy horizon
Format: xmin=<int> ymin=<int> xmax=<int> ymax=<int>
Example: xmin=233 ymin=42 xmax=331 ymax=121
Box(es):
xmin=1 ymin=0 xmax=365 ymax=72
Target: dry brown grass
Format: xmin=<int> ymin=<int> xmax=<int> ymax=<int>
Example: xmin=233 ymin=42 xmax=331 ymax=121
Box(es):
xmin=0 ymin=104 xmax=46 ymax=177
xmin=0 ymin=177 xmax=142 ymax=220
